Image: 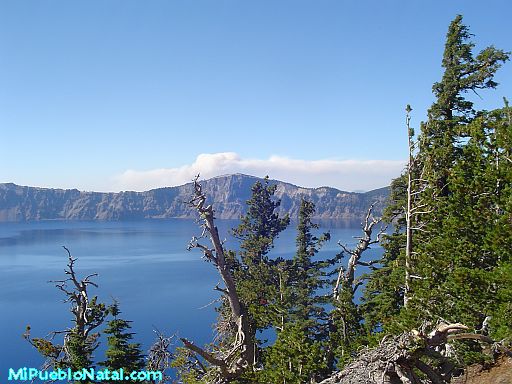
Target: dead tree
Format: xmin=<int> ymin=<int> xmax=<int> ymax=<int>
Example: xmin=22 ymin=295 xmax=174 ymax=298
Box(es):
xmin=333 ymin=203 xmax=386 ymax=300
xmin=319 ymin=322 xmax=510 ymax=384
xmin=403 ymin=105 xmax=432 ymax=307
xmin=147 ymin=330 xmax=176 ymax=383
xmin=55 ymin=247 xmax=107 ymax=339
xmin=404 ymin=105 xmax=414 ymax=307
xmin=180 ymin=175 xmax=254 ymax=382
xmin=328 ymin=203 xmax=386 ymax=365
xmin=25 ymin=246 xmax=109 ymax=369
xmin=503 ymin=97 xmax=512 ymax=164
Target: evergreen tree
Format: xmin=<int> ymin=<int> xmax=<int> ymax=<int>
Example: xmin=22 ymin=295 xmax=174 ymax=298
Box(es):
xmin=257 ymin=199 xmax=331 ymax=382
xmin=25 ymin=248 xmax=110 ymax=383
xmin=409 ymin=16 xmax=509 ymax=334
xmin=174 ymin=16 xmax=511 ymax=381
xmin=101 ymin=302 xmax=146 ymax=382
xmin=231 ymin=176 xmax=290 ymax=334
xmin=363 ymin=16 xmax=511 ymax=361
xmin=291 ymin=199 xmax=330 ymax=328
xmin=173 ymin=176 xmax=290 ymax=382
xmin=257 ymin=323 xmax=326 ymax=384
xmin=422 ymin=14 xmax=508 ymax=197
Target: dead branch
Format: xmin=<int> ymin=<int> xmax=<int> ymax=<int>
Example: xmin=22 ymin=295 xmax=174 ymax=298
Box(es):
xmin=147 ymin=330 xmax=175 ymax=382
xmin=319 ymin=322 xmax=507 ymax=384
xmin=181 ymin=338 xmax=227 ymax=368
xmin=333 ymin=203 xmax=385 ymax=300
xmin=182 ymin=175 xmax=255 ymax=382
xmin=26 ymin=247 xmax=108 ymax=370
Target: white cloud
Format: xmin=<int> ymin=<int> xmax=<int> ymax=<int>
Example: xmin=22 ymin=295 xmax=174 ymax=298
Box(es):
xmin=113 ymin=152 xmax=405 ymax=192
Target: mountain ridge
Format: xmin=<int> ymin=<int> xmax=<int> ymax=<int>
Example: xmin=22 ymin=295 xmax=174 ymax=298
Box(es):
xmin=0 ymin=174 xmax=389 ymax=221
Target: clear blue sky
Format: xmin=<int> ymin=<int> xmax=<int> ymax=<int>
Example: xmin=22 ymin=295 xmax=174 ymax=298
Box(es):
xmin=1 ymin=1 xmax=511 ymax=191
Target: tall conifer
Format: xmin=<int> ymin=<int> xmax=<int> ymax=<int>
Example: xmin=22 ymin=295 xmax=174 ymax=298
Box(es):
xmin=101 ymin=302 xmax=146 ymax=382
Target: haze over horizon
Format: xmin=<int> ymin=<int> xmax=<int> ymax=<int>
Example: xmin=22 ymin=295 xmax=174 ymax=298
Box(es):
xmin=1 ymin=1 xmax=510 ymax=192
xmin=2 ymin=171 xmax=392 ymax=194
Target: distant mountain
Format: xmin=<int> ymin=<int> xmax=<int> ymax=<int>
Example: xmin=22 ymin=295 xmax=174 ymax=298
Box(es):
xmin=0 ymin=174 xmax=389 ymax=221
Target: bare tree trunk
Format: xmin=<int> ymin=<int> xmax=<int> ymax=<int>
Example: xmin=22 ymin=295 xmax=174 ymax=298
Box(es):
xmin=25 ymin=247 xmax=108 ymax=369
xmin=334 ymin=203 xmax=385 ymax=299
xmin=404 ymin=105 xmax=413 ymax=308
xmin=183 ymin=176 xmax=255 ymax=381
xmin=403 ymin=105 xmax=431 ymax=307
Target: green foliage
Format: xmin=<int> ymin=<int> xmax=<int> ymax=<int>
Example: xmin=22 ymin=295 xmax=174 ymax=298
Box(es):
xmin=257 ymin=323 xmax=326 ymax=384
xmin=431 ymin=15 xmax=508 ymax=121
xmin=172 ymin=16 xmax=512 ymax=380
xmin=171 ymin=347 xmax=207 ymax=383
xmin=291 ymin=199 xmax=330 ymax=327
xmin=232 ymin=176 xmax=290 ymax=265
xmin=26 ymin=16 xmax=512 ymax=383
xmin=490 ymin=261 xmax=512 ymax=341
xmin=330 ymin=288 xmax=366 ymax=368
xmin=409 ymin=108 xmax=512 ymax=332
xmin=101 ymin=302 xmax=146 ymax=382
xmin=231 ymin=176 xmax=290 ymax=332
xmin=66 ymin=329 xmax=97 ymax=372
xmin=361 ymin=229 xmax=407 ymax=335
xmin=30 ymin=337 xmax=62 ymax=362
xmin=363 ymin=15 xmax=512 ymax=368
xmin=422 ymin=14 xmax=508 ymax=197
xmin=26 ymin=253 xmax=146 ymax=384
xmin=277 ymin=199 xmax=332 ymax=377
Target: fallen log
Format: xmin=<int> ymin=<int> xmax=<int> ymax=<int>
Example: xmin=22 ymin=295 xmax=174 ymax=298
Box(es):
xmin=320 ymin=323 xmax=507 ymax=384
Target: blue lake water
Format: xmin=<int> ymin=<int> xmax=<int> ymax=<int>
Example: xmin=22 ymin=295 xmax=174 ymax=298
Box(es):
xmin=0 ymin=219 xmax=382 ymax=379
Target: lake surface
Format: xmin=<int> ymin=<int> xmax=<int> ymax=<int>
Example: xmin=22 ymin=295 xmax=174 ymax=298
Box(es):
xmin=0 ymin=219 xmax=382 ymax=379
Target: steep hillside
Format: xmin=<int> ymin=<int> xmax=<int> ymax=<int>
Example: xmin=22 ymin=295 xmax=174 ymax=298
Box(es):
xmin=0 ymin=174 xmax=389 ymax=221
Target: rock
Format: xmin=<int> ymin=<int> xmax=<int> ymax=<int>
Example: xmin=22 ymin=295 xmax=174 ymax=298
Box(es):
xmin=0 ymin=174 xmax=389 ymax=221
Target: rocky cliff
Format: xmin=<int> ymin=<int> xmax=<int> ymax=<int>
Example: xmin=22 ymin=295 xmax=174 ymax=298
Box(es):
xmin=0 ymin=174 xmax=389 ymax=221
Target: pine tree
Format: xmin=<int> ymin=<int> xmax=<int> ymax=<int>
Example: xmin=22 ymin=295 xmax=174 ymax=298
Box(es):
xmin=173 ymin=17 xmax=511 ymax=381
xmin=488 ymin=101 xmax=512 ymax=342
xmin=231 ymin=176 xmax=290 ymax=334
xmin=422 ymin=15 xmax=509 ymax=197
xmin=101 ymin=302 xmax=145 ymax=382
xmin=291 ymin=199 xmax=330 ymax=328
xmin=257 ymin=323 xmax=326 ymax=384
xmin=25 ymin=247 xmax=110 ymax=383
xmin=257 ymin=199 xmax=331 ymax=382
xmin=362 ymin=16 xmax=511 ymax=360
xmin=174 ymin=176 xmax=290 ymax=382
xmin=409 ymin=15 xmax=509 ymax=332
